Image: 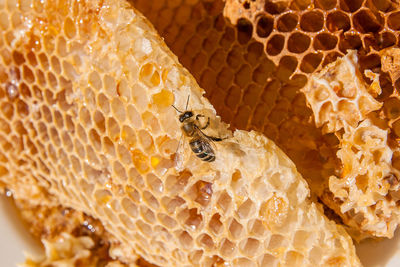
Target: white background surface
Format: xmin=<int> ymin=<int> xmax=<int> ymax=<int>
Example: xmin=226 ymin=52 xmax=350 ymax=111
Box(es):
xmin=0 ymin=194 xmax=399 ymax=266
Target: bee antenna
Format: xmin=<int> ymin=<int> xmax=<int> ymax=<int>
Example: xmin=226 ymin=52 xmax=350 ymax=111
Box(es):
xmin=171 ymin=104 xmax=183 ymax=113
xmin=185 ymin=95 xmax=190 ymax=110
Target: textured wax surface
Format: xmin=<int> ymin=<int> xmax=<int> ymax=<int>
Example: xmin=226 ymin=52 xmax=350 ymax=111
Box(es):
xmin=0 ymin=0 xmax=360 ymax=266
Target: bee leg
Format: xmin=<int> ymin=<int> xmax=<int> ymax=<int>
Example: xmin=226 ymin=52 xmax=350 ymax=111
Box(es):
xmin=195 ymin=114 xmax=210 ymax=130
xmin=206 ymin=135 xmax=228 ymax=142
xmin=196 ymin=114 xmax=205 ymax=119
xmin=195 ymin=125 xmax=228 ymax=142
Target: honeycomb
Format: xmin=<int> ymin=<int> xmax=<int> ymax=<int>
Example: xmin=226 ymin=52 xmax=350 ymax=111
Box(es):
xmin=129 ymin=0 xmax=400 ymax=239
xmin=0 ymin=0 xmax=360 ymax=266
xmin=224 ymin=0 xmax=400 ymax=79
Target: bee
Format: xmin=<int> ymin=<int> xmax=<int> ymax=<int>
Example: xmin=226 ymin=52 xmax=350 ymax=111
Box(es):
xmin=172 ymin=96 xmax=226 ymax=162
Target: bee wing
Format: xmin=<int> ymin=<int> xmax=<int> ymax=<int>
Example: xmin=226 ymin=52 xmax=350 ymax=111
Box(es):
xmin=204 ymin=137 xmax=217 ymax=153
xmin=196 ymin=128 xmax=218 ymax=152
xmin=174 ymin=132 xmax=185 ymax=165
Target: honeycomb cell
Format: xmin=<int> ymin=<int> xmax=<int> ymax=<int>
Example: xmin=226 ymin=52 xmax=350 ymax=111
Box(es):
xmin=373 ymin=0 xmax=396 ymax=11
xmin=294 ymin=230 xmax=314 ymax=249
xmin=12 ymin=50 xmax=25 ymax=65
xmin=64 ymin=17 xmax=76 ymax=39
xmin=111 ymin=97 xmax=126 ymax=122
xmin=142 ymin=111 xmax=160 ymax=134
xmin=68 ymin=154 xmax=81 ymax=175
xmin=101 ymin=136 xmax=115 ymax=157
xmin=143 ymin=190 xmax=159 ymax=210
xmin=260 ymin=194 xmax=288 ymax=228
xmin=237 ymin=198 xmax=255 ymax=219
xmin=127 ymin=168 xmax=145 ymax=190
xmin=94 ymin=189 xmax=113 ymax=206
xmin=393 ymin=120 xmax=400 ymax=137
xmin=151 ymin=89 xmax=174 ymax=112
xmin=13 ymin=120 xmax=27 ymax=136
xmin=256 ymin=15 xmax=273 ymax=38
xmin=287 ymin=32 xmax=311 ymax=53
xmin=240 ymin=238 xmax=260 ymax=258
xmin=326 ymin=11 xmax=351 ymax=32
xmin=184 ymin=208 xmax=203 ymax=231
xmin=0 ymin=12 xmax=9 ymax=30
xmin=188 ymin=250 xmax=203 ymax=264
xmin=378 ymin=32 xmax=396 ymax=49
xmin=119 ymin=213 xmax=136 ymax=230
xmin=388 ymin=11 xmax=400 ymax=30
xmin=0 ymin=118 xmax=11 ymax=134
xmin=136 ymin=219 xmax=152 ymax=237
xmin=359 ymin=53 xmax=381 ymax=71
xmin=113 ymin=161 xmax=127 ymax=181
xmin=248 ymin=219 xmax=266 ymax=238
xmin=219 ymin=238 xmax=236 ymax=258
xmin=300 ymin=11 xmax=324 ymax=32
xmin=178 ymin=231 xmax=193 ymax=249
xmin=106 ymin=117 xmax=120 ymax=142
xmin=26 ymin=51 xmax=38 ymax=67
xmin=207 ymin=213 xmax=223 ymax=236
xmin=43 ymin=34 xmax=56 ymax=54
xmin=322 ymin=51 xmax=342 ymax=66
xmin=38 ymin=53 xmax=49 ymax=70
xmin=126 ymin=105 xmax=142 ymax=129
xmin=309 ymin=247 xmax=323 ymax=264
xmin=56 ymin=36 xmax=68 ymax=57
xmin=260 ymin=253 xmax=277 ymax=266
xmin=22 ymin=65 xmax=35 ymax=84
xmin=16 ymin=99 xmax=29 ymax=117
xmin=340 ymin=0 xmax=363 ymax=12
xmin=50 ymin=56 xmax=61 ymax=75
xmin=62 ymin=60 xmax=77 ymax=80
xmin=276 ymin=56 xmax=298 ymax=81
xmin=89 ymin=71 xmax=102 ymax=90
xmin=140 ymin=206 xmax=156 ymax=223
xmin=228 ymin=218 xmax=244 ymax=240
xmin=264 ymin=1 xmax=288 ymax=14
xmin=353 ymin=9 xmax=383 ymax=33
xmin=313 ymin=33 xmax=337 ymax=50
xmin=300 ymin=53 xmax=323 ymax=73
xmin=277 ymin=13 xmax=298 ymax=32
xmin=236 ymin=18 xmax=253 ymax=44
xmin=383 ymin=98 xmax=400 ymax=120
xmin=285 ymin=251 xmax=304 ymax=265
xmin=338 ymin=34 xmax=362 ymax=53
xmin=192 ymin=180 xmax=212 ymax=206
xmin=158 ymin=213 xmax=177 ymax=229
xmin=198 ymin=233 xmax=214 ymax=250
xmin=234 ymin=64 xmax=252 ymax=88
xmin=233 ymin=257 xmax=256 ymax=267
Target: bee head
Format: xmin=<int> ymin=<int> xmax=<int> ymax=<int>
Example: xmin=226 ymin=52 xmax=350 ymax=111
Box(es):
xmin=179 ymin=111 xmax=193 ymax=122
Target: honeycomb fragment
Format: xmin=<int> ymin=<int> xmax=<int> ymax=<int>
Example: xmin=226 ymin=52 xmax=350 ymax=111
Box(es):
xmin=303 ymin=50 xmax=400 ymax=239
xmin=381 ymin=47 xmax=400 ymax=87
xmin=303 ymin=51 xmax=382 ymax=133
xmin=0 ymin=0 xmax=360 ymax=265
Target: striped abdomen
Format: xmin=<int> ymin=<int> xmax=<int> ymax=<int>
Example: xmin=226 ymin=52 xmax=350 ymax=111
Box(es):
xmin=189 ymin=137 xmax=215 ymax=162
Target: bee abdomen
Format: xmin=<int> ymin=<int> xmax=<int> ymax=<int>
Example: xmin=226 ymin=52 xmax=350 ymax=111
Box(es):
xmin=189 ymin=138 xmax=215 ymax=162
